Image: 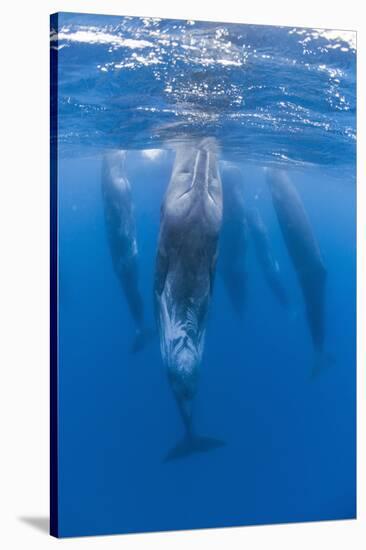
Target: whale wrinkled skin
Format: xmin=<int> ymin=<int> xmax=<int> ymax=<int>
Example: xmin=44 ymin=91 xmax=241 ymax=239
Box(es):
xmin=154 ymin=139 xmax=224 ymax=455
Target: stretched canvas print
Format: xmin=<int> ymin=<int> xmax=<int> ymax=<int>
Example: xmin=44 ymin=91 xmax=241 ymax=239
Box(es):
xmin=50 ymin=12 xmax=356 ymax=538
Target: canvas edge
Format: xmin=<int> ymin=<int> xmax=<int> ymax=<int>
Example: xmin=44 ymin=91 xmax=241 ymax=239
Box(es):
xmin=50 ymin=11 xmax=59 ymax=539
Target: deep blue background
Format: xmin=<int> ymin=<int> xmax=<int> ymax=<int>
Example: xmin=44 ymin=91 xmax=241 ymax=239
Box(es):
xmin=58 ymin=155 xmax=355 ymax=537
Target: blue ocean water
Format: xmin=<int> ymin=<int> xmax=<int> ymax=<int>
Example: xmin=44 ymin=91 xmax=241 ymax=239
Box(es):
xmin=52 ymin=13 xmax=356 ymax=537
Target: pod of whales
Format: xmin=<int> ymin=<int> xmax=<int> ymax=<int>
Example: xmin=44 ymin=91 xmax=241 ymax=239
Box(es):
xmin=154 ymin=139 xmax=225 ymax=459
xmin=102 ymin=150 xmax=153 ymax=353
xmin=100 ymin=148 xmax=333 ymax=459
xmin=220 ymin=163 xmax=287 ymax=314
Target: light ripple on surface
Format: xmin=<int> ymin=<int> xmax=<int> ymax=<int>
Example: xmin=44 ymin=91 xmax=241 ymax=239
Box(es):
xmin=51 ymin=15 xmax=356 ymax=175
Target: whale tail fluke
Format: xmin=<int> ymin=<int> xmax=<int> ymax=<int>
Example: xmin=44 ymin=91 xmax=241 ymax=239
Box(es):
xmin=311 ymin=351 xmax=336 ymax=379
xmin=130 ymin=327 xmax=156 ymax=354
xmin=164 ymin=434 xmax=225 ymax=462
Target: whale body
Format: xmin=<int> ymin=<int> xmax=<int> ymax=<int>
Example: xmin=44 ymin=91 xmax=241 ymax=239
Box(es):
xmin=220 ymin=163 xmax=287 ymax=314
xmin=154 ymin=139 xmax=224 ymax=458
xmin=246 ymin=207 xmax=288 ymax=307
xmin=266 ymin=168 xmax=327 ymax=358
xmin=219 ymin=163 xmax=249 ymax=317
xmin=102 ymin=150 xmax=152 ymax=352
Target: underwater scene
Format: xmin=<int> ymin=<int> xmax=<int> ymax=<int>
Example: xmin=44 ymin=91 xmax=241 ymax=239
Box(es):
xmin=51 ymin=12 xmax=356 ymax=538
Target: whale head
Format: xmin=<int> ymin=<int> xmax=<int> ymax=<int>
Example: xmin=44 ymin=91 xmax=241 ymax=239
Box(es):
xmin=163 ymin=139 xmax=222 ymax=227
xmin=265 ymin=166 xmax=288 ymax=187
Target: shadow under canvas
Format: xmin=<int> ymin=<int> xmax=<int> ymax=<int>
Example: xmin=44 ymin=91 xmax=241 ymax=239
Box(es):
xmin=18 ymin=517 xmax=49 ymax=535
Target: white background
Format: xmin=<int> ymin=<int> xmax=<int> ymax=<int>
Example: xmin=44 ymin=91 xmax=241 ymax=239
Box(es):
xmin=0 ymin=0 xmax=364 ymax=548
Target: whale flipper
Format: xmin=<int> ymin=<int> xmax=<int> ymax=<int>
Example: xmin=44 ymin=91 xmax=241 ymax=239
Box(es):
xmin=164 ymin=434 xmax=225 ymax=461
xmin=130 ymin=328 xmax=156 ymax=354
